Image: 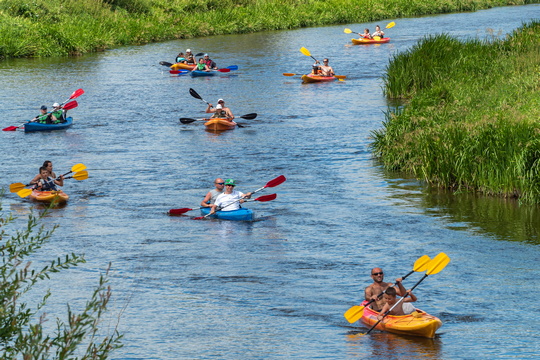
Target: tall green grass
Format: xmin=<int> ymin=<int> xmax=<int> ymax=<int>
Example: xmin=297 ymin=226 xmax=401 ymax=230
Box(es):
xmin=372 ymin=21 xmax=540 ymax=203
xmin=0 ymin=0 xmax=536 ymax=58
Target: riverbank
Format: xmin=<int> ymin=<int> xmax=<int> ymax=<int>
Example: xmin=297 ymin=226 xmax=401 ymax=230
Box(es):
xmin=371 ymin=21 xmax=540 ymax=203
xmin=0 ymin=0 xmax=535 ymax=59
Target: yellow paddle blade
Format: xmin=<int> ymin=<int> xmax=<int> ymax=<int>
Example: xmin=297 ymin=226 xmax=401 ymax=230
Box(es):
xmin=426 ymin=253 xmax=450 ymax=275
xmin=282 ymin=73 xmax=296 ymax=76
xmin=17 ymin=188 xmax=33 ymax=198
xmin=344 ymin=28 xmax=353 ymax=34
xmin=71 ymin=163 xmax=86 ymax=173
xmin=300 ymin=47 xmax=311 ymax=57
xmin=344 ymin=305 xmax=365 ymax=323
xmin=373 ymin=36 xmax=381 ymax=41
xmin=10 ymin=182 xmax=27 ymax=193
xmin=385 ymin=21 xmax=395 ymax=29
xmin=413 ymin=255 xmax=432 ymax=272
xmin=72 ymin=170 xmax=89 ymax=180
xmin=334 ymin=75 xmax=346 ymax=79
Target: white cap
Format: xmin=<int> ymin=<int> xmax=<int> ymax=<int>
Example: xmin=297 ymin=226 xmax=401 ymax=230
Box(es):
xmin=52 ymin=102 xmax=60 ymax=108
xmin=217 ymin=98 xmax=224 ymax=103
xmin=216 ymin=104 xmax=223 ymax=109
xmin=186 ymin=49 xmax=191 ymax=52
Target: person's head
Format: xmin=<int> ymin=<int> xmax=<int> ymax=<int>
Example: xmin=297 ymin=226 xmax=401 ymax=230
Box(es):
xmin=371 ymin=267 xmax=384 ymax=283
xmin=375 ymin=25 xmax=381 ymax=31
xmin=39 ymin=166 xmax=49 ymax=178
xmin=364 ymin=28 xmax=370 ymax=33
xmin=224 ymin=179 xmax=236 ymax=193
xmin=323 ymin=58 xmax=329 ymax=65
xmin=42 ymin=161 xmax=53 ymax=173
xmin=198 ymin=58 xmax=204 ymax=63
xmin=186 ymin=49 xmax=191 ymax=54
xmin=52 ymin=102 xmax=60 ymax=109
xmin=217 ymin=99 xmax=224 ymax=106
xmin=216 ymin=104 xmax=223 ymax=110
xmin=204 ymin=54 xmax=209 ymax=59
xmin=178 ymin=52 xmax=184 ymax=56
xmin=383 ymin=286 xmax=397 ymax=304
xmin=214 ymin=178 xmax=225 ymax=190
xmin=40 ymin=105 xmax=47 ymax=114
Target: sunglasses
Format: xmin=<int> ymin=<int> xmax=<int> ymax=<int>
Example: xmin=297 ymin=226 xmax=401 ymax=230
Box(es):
xmin=215 ymin=182 xmax=224 ymax=185
xmin=372 ymin=272 xmax=384 ymax=276
xmin=225 ymin=184 xmax=235 ymax=187
xmin=218 ymin=101 xmax=224 ymax=103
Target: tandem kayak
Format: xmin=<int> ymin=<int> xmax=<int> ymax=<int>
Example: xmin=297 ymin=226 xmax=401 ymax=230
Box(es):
xmin=351 ymin=37 xmax=391 ymax=44
xmin=24 ymin=117 xmax=73 ymax=132
xmin=171 ymin=63 xmax=197 ymax=71
xmin=301 ymin=74 xmax=336 ymax=83
xmin=359 ymin=300 xmax=442 ymax=338
xmin=28 ymin=190 xmax=69 ymax=204
xmin=204 ymin=118 xmax=237 ymax=131
xmin=190 ymin=70 xmax=216 ymax=77
xmin=200 ymin=207 xmax=254 ymax=221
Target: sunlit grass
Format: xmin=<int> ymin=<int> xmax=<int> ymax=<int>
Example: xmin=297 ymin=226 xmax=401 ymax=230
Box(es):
xmin=372 ymin=21 xmax=540 ymax=202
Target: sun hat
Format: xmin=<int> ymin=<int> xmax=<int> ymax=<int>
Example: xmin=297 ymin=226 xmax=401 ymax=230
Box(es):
xmin=224 ymin=179 xmax=236 ymax=186
xmin=40 ymin=105 xmax=47 ymax=110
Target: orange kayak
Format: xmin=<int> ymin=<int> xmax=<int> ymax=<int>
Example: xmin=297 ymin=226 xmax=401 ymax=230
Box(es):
xmin=170 ymin=63 xmax=197 ymax=71
xmin=352 ymin=37 xmax=391 ymax=44
xmin=360 ymin=300 xmax=442 ymax=338
xmin=301 ymin=74 xmax=336 ymax=83
xmin=29 ymin=190 xmax=69 ymax=204
xmin=204 ymin=118 xmax=237 ymax=131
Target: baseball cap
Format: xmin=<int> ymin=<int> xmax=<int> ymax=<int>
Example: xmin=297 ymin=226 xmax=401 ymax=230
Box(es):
xmin=40 ymin=105 xmax=47 ymax=110
xmin=52 ymin=102 xmax=60 ymax=108
xmin=186 ymin=49 xmax=191 ymax=52
xmin=224 ymin=179 xmax=236 ymax=186
xmin=217 ymin=99 xmax=224 ymax=103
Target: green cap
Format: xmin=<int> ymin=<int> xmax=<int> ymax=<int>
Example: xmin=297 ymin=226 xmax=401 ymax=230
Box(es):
xmin=224 ymin=179 xmax=236 ymax=186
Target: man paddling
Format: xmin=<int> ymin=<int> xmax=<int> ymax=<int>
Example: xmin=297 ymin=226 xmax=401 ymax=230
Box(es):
xmin=200 ymin=178 xmax=225 ymax=208
xmin=364 ymin=267 xmax=406 ymax=312
xmin=210 ymin=179 xmax=252 ymax=214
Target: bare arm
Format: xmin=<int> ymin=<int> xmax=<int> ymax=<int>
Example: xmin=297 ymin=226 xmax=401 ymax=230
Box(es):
xmin=395 ymin=278 xmax=406 ymax=297
xmin=55 ymin=175 xmax=64 ymax=187
xmin=205 ymin=104 xmax=214 ymax=114
xmin=200 ymin=192 xmax=212 ymax=207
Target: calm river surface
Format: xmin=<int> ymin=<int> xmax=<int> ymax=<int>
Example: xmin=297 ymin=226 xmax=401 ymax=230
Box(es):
xmin=2 ymin=4 xmax=540 ymax=359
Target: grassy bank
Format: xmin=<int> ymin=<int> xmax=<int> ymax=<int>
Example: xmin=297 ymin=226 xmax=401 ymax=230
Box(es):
xmin=0 ymin=0 xmax=535 ymax=58
xmin=371 ymin=21 xmax=540 ymax=203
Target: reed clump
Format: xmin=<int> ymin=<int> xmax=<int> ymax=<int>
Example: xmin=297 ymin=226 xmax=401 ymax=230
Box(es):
xmin=372 ymin=21 xmax=540 ymax=203
xmin=0 ymin=0 xmax=536 ymax=59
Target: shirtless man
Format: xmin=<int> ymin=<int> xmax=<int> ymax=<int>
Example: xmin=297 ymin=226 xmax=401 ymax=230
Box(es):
xmin=364 ymin=267 xmax=406 ymax=312
xmin=319 ymin=58 xmax=335 ymax=77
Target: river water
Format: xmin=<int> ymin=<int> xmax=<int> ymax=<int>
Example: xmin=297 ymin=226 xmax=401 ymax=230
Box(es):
xmin=1 ymin=4 xmax=540 ymax=359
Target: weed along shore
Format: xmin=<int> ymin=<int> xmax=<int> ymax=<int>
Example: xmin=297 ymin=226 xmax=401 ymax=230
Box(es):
xmin=371 ymin=21 xmax=540 ymax=203
xmin=0 ymin=0 xmax=536 ymax=59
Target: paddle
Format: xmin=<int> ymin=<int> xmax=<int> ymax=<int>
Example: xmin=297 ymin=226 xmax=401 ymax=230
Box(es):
xmin=343 ymin=255 xmax=432 ymax=324
xmin=297 ymin=48 xmax=344 ymax=81
xmin=169 ymin=70 xmax=190 ymax=75
xmin=179 ymin=113 xmax=257 ymax=124
xmin=9 ymin=163 xmax=86 ymax=193
xmin=283 ymin=73 xmax=346 ymax=80
xmin=363 ymin=252 xmax=451 ymax=336
xmin=344 ymin=21 xmax=395 ymax=36
xmin=160 ymin=61 xmax=173 ymax=67
xmin=192 ymin=193 xmax=277 ymax=220
xmin=3 ymin=93 xmax=81 ymax=131
xmin=17 ymin=170 xmax=89 ymax=198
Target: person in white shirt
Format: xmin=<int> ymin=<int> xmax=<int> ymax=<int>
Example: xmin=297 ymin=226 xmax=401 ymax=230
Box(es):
xmin=210 ymin=179 xmax=252 ymax=213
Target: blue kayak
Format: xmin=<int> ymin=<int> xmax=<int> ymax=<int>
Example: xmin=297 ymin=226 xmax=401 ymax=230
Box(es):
xmin=24 ymin=117 xmax=73 ymax=132
xmin=200 ymin=207 xmax=254 ymax=221
xmin=190 ymin=70 xmax=216 ymax=77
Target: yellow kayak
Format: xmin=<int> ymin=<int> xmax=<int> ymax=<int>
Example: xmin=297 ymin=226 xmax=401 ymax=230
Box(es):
xmin=204 ymin=118 xmax=237 ymax=131
xmin=170 ymin=63 xmax=196 ymax=71
xmin=360 ymin=301 xmax=442 ymax=338
xmin=29 ymin=190 xmax=69 ymax=204
xmin=351 ymin=37 xmax=391 ymax=44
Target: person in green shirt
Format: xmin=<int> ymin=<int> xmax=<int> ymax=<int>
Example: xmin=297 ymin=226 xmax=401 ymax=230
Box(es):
xmin=196 ymin=58 xmax=211 ymax=72
xmin=49 ymin=103 xmax=65 ymax=123
xmin=32 ymin=105 xmax=49 ymax=123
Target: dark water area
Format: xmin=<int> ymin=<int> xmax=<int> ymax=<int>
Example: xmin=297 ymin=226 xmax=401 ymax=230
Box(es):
xmin=1 ymin=4 xmax=540 ymax=359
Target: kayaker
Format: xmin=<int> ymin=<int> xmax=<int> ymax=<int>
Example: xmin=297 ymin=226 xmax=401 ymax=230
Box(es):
xmin=49 ymin=103 xmax=65 ymax=123
xmin=319 ymin=58 xmax=335 ymax=77
xmin=32 ymin=105 xmax=49 ymax=123
xmin=32 ymin=166 xmax=64 ymax=191
xmin=376 ymin=287 xmax=417 ymax=319
xmin=361 ymin=28 xmax=372 ymax=39
xmin=203 ymin=54 xmax=218 ymax=69
xmin=210 ymin=104 xmax=228 ymax=119
xmin=185 ymin=49 xmax=195 ymax=64
xmin=210 ymin=179 xmax=252 ymax=213
xmin=372 ymin=25 xmax=385 ymax=38
xmin=196 ymin=58 xmax=211 ymax=72
xmin=364 ymin=267 xmax=406 ymax=312
xmin=205 ymin=99 xmax=234 ymax=121
xmin=175 ymin=52 xmax=186 ymax=63
xmin=200 ymin=178 xmax=225 ymax=208
xmin=30 ymin=160 xmax=58 ymax=185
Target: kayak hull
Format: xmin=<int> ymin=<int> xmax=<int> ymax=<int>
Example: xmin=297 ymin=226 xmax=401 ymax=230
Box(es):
xmin=360 ymin=300 xmax=442 ymax=338
xmin=351 ymin=37 xmax=391 ymax=44
xmin=301 ymin=74 xmax=336 ymax=83
xmin=204 ymin=118 xmax=237 ymax=131
xmin=171 ymin=63 xmax=196 ymax=71
xmin=24 ymin=117 xmax=73 ymax=132
xmin=200 ymin=207 xmax=254 ymax=221
xmin=29 ymin=190 xmax=69 ymax=204
xmin=190 ymin=70 xmax=216 ymax=77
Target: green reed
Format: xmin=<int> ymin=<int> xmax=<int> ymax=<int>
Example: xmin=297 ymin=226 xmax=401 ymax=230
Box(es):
xmin=372 ymin=21 xmax=540 ymax=202
xmin=0 ymin=0 xmax=536 ymax=59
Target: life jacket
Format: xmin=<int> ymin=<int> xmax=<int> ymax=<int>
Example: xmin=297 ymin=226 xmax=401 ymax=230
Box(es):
xmin=38 ymin=177 xmax=57 ymax=191
xmin=196 ymin=63 xmax=206 ymax=71
xmin=212 ymin=110 xmax=228 ymax=118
